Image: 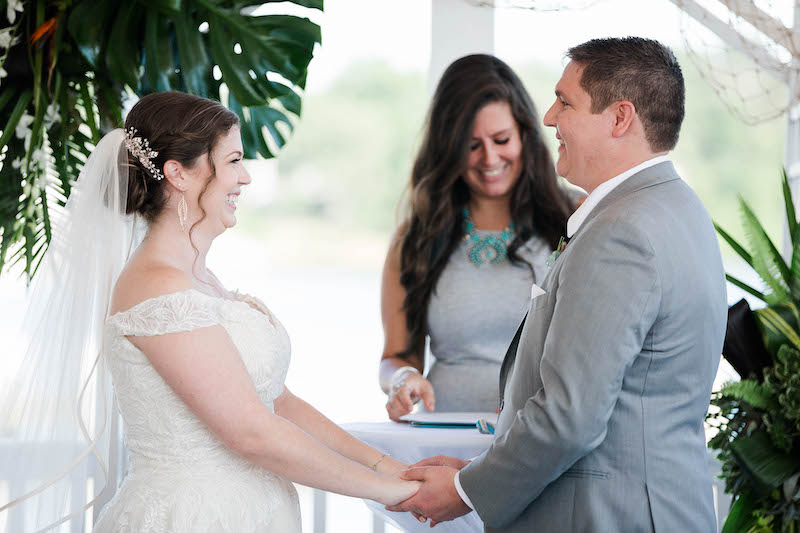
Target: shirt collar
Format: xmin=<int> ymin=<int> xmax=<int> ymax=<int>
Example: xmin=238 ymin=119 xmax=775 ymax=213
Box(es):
xmin=566 ymin=155 xmax=670 ymax=238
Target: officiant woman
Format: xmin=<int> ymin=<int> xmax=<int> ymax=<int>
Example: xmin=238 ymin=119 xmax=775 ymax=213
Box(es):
xmin=378 ymin=54 xmax=577 ymax=421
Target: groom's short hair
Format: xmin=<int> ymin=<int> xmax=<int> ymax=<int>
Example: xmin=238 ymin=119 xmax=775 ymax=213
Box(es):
xmin=567 ymin=37 xmax=685 ymax=152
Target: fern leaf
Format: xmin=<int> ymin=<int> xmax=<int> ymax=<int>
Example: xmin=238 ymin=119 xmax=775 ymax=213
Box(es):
xmin=720 ymin=380 xmax=776 ymax=410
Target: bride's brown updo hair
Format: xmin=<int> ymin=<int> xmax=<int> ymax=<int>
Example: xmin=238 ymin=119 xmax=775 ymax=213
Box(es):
xmin=123 ymin=91 xmax=240 ymax=224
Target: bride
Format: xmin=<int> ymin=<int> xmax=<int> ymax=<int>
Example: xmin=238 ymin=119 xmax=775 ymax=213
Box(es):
xmin=0 ymin=91 xmax=418 ymax=532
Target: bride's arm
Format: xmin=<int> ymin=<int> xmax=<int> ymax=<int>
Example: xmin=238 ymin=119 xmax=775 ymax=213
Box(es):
xmin=127 ymin=319 xmax=418 ymax=505
xmin=274 ymin=387 xmax=408 ymax=476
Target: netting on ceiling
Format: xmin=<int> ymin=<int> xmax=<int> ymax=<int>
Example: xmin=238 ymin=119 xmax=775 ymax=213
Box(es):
xmin=674 ymin=0 xmax=797 ymax=125
xmin=463 ymin=0 xmax=600 ymax=12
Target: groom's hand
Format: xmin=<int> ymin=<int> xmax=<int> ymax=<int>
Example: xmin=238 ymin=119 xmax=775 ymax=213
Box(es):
xmin=385 ymin=466 xmax=471 ymax=526
xmin=409 ymin=455 xmax=470 ymax=470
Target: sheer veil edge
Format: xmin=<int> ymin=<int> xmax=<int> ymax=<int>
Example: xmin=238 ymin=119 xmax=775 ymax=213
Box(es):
xmin=0 ymin=128 xmax=143 ymax=531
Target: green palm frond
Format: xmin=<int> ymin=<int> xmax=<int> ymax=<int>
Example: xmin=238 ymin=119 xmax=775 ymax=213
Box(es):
xmin=782 ymin=169 xmax=797 ymax=248
xmin=726 ymin=273 xmax=768 ymax=304
xmin=754 ymin=302 xmax=800 ymax=356
xmin=739 ymin=196 xmax=792 ymax=303
xmin=782 ymin=169 xmax=800 ymax=304
xmin=716 ymin=221 xmax=755 ymax=269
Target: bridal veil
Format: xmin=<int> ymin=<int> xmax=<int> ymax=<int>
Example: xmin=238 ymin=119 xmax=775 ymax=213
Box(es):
xmin=0 ymin=129 xmax=143 ymax=531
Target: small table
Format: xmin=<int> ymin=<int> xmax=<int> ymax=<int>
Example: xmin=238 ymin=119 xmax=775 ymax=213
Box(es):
xmin=343 ymin=421 xmax=492 ymax=533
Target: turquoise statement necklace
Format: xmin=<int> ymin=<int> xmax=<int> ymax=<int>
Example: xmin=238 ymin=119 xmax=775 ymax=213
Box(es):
xmin=462 ymin=207 xmax=515 ymax=267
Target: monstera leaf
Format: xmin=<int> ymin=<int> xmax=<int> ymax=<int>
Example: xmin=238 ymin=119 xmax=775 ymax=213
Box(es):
xmin=0 ymin=0 xmax=322 ymax=279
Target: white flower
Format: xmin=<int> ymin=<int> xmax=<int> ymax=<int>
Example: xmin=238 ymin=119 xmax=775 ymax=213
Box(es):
xmin=7 ymin=0 xmax=24 ymax=25
xmin=43 ymin=103 xmax=60 ymax=130
xmin=0 ymin=28 xmax=17 ymax=50
xmin=11 ymin=157 xmax=24 ymax=170
xmin=15 ymin=112 xmax=33 ymax=140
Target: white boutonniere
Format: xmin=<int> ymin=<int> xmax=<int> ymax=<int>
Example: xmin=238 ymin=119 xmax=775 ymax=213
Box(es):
xmin=545 ymin=236 xmax=568 ymax=269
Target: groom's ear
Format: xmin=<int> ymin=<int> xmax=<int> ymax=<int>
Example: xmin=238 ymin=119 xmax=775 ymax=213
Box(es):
xmin=610 ymin=100 xmax=636 ymax=139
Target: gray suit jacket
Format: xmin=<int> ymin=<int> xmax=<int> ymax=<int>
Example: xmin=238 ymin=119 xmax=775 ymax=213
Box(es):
xmin=459 ymin=162 xmax=727 ymax=532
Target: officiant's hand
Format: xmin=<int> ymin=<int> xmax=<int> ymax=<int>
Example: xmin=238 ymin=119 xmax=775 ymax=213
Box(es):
xmin=386 ymin=373 xmax=435 ymax=422
xmin=385 ymin=466 xmax=471 ymax=526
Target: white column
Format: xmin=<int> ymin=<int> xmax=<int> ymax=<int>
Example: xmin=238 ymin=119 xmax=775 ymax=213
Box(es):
xmin=429 ymin=0 xmax=495 ymax=94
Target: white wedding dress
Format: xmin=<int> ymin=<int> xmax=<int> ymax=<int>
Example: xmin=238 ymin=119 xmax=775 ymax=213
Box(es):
xmin=94 ymin=289 xmax=302 ymax=532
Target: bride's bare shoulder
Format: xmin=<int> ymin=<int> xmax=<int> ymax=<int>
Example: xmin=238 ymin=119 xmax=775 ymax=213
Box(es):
xmin=111 ymin=259 xmax=194 ymax=315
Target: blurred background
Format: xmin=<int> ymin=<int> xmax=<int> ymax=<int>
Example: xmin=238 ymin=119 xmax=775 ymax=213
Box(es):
xmin=0 ymin=1 xmax=789 ymax=531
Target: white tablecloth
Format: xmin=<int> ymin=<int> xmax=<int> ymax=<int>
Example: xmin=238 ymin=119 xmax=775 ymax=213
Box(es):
xmin=343 ymin=421 xmax=493 ymax=533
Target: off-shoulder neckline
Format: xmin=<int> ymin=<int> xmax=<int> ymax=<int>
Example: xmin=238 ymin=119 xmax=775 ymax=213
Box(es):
xmin=108 ymin=288 xmax=272 ymax=323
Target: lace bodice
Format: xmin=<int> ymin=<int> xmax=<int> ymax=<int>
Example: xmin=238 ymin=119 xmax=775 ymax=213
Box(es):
xmin=95 ymin=289 xmax=300 ymax=532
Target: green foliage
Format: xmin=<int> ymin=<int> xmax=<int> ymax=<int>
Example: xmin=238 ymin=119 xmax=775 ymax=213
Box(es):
xmin=720 ymin=380 xmax=777 ymax=411
xmin=755 ymin=303 xmax=800 ymax=358
xmin=711 ymin=299 xmax=800 ymax=528
xmin=715 ymin=169 xmax=799 ymax=307
xmin=0 ymin=0 xmax=322 ymax=279
xmin=712 ymin=171 xmax=800 ymax=530
xmin=762 ymin=346 xmax=800 ymax=453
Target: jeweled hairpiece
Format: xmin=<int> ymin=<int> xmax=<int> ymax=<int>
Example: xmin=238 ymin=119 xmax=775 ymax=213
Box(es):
xmin=124 ymin=127 xmax=163 ymax=180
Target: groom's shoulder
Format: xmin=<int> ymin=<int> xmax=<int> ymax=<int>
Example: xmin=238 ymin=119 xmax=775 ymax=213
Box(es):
xmin=603 ymin=173 xmax=698 ymax=224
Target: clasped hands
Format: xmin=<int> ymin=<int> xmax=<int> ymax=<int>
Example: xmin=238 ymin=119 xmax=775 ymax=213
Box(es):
xmin=385 ymin=455 xmax=472 ymax=527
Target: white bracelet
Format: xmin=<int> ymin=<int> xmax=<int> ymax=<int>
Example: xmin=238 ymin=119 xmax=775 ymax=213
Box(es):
xmin=389 ymin=366 xmax=420 ymax=389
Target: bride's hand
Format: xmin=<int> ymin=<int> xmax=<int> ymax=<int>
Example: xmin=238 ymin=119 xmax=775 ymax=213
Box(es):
xmin=385 ymin=373 xmax=435 ymax=422
xmin=375 ymin=455 xmax=408 ymax=477
xmin=377 ymin=476 xmax=421 ymax=506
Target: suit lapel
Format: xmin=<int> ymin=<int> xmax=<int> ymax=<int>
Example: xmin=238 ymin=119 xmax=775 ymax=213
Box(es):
xmin=574 ymin=161 xmax=680 ymax=240
xmin=499 ymin=312 xmax=527 ymax=410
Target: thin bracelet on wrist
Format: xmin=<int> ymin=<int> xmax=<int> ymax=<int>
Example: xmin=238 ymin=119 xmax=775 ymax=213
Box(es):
xmin=371 ymin=453 xmax=389 ymax=471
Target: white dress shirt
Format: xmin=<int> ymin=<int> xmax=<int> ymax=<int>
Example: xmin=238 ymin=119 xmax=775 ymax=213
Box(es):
xmin=452 ymin=154 xmax=671 ymax=512
xmin=567 ymin=155 xmax=670 ymax=238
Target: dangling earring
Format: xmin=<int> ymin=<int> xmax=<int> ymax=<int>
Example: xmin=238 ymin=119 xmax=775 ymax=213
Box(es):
xmin=178 ymin=193 xmax=188 ymax=232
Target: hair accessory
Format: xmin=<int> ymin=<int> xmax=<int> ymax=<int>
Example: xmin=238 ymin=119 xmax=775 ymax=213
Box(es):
xmin=124 ymin=127 xmax=163 ymax=181
xmin=178 ymin=193 xmax=188 ymax=232
xmin=463 ymin=208 xmax=515 ymax=267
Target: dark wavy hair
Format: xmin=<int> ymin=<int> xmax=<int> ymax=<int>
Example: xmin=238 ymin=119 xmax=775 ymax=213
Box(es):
xmin=396 ymin=54 xmax=574 ymax=358
xmin=123 ymin=91 xmax=240 ymax=265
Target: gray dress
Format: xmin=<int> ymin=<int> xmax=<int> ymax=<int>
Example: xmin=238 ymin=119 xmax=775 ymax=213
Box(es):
xmin=425 ymin=232 xmax=552 ymax=412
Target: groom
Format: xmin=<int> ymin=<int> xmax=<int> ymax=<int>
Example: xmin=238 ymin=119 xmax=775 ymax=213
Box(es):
xmin=388 ymin=37 xmax=727 ymax=532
